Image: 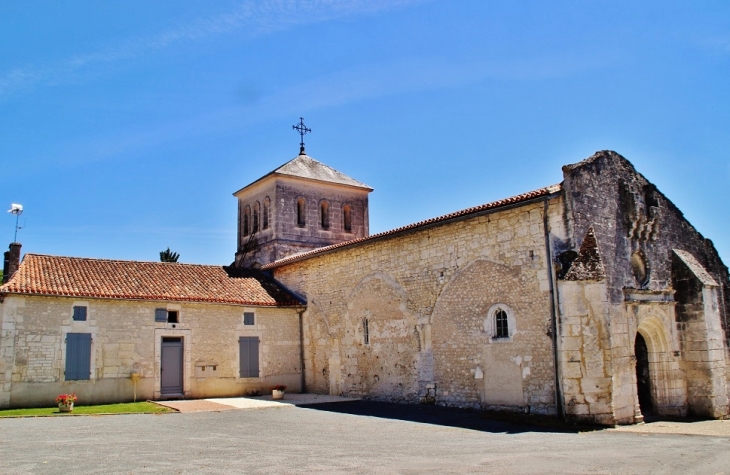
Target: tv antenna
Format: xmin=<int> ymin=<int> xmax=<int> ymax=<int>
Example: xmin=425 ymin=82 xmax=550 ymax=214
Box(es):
xmin=8 ymin=203 xmax=23 ymax=242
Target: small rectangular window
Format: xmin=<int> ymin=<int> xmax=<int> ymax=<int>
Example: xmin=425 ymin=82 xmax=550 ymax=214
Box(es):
xmin=72 ymin=306 xmax=87 ymax=321
xmin=155 ymin=308 xmax=167 ymax=322
xmin=167 ymin=311 xmax=179 ymax=323
xmin=243 ymin=312 xmax=255 ymax=325
xmin=363 ymin=318 xmax=369 ymax=345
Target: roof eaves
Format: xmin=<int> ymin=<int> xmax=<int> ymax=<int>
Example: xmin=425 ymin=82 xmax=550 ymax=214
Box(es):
xmin=263 ymin=183 xmax=562 ymax=269
xmin=0 ymin=289 xmax=301 ymax=307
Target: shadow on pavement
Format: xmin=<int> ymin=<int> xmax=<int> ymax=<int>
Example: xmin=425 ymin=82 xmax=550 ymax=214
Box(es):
xmin=299 ymin=400 xmax=602 ymax=434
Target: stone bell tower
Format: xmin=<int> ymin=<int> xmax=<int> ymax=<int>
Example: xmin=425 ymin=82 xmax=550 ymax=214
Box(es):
xmin=233 ymin=121 xmax=372 ymax=268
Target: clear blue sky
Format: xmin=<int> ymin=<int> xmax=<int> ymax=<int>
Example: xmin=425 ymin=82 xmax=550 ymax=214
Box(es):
xmin=1 ymin=1 xmax=729 ymax=265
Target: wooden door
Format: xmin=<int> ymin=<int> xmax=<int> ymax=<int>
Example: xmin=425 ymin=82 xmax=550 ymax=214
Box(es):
xmin=161 ymin=337 xmax=184 ymax=396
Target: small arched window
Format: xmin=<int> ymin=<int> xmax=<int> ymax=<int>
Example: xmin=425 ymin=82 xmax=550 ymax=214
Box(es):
xmin=297 ymin=198 xmax=306 ymax=227
xmin=253 ymin=202 xmax=260 ymax=233
xmin=485 ymin=304 xmax=515 ymax=342
xmin=243 ymin=205 xmax=251 ymax=237
xmin=263 ymin=197 xmax=270 ymax=230
xmin=343 ymin=205 xmax=352 ymax=232
xmin=495 ymin=308 xmax=509 ymax=339
xmin=320 ymin=200 xmax=330 ymax=229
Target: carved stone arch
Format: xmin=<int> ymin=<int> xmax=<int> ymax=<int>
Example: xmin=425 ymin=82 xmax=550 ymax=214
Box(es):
xmin=303 ymin=298 xmax=334 ymax=394
xmin=634 ymin=314 xmax=686 ymax=417
xmin=431 ymin=259 xmax=541 ymax=409
xmin=636 ymin=315 xmax=671 ymax=355
xmin=341 ymin=272 xmax=420 ymax=402
xmin=347 ymin=272 xmax=410 ymax=303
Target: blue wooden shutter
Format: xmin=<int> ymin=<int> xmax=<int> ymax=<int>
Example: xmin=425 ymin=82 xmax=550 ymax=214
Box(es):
xmin=243 ymin=312 xmax=255 ymax=325
xmin=239 ymin=337 xmax=259 ymax=378
xmin=65 ymin=333 xmax=91 ymax=380
xmin=72 ymin=306 xmax=87 ymax=321
xmin=155 ymin=308 xmax=167 ymax=322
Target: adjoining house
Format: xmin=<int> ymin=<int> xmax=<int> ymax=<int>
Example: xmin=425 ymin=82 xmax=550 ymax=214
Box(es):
xmin=2 ymin=149 xmax=729 ymax=426
xmin=0 ymin=254 xmax=304 ymax=408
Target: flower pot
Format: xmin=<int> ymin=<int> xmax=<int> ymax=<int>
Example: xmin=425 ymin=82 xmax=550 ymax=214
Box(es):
xmin=272 ymin=389 xmax=285 ymax=400
xmin=58 ymin=402 xmax=74 ymax=413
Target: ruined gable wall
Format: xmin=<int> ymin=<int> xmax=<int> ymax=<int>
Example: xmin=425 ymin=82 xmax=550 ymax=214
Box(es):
xmin=562 ymin=151 xmax=729 ymax=330
xmin=561 ymin=151 xmax=730 ymax=422
xmin=0 ymin=295 xmax=300 ymax=408
xmin=274 ymin=196 xmax=566 ymax=413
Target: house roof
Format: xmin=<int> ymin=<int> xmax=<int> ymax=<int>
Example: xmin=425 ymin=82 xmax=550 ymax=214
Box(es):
xmin=0 ymin=254 xmax=304 ymax=306
xmin=234 ymin=154 xmax=372 ymax=195
xmin=263 ymin=183 xmax=563 ymax=269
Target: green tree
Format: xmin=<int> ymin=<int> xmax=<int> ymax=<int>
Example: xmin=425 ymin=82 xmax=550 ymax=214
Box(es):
xmin=159 ymin=248 xmax=180 ymax=263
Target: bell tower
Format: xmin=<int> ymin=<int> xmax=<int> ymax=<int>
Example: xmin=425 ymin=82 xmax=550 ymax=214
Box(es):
xmin=233 ymin=120 xmax=372 ymax=268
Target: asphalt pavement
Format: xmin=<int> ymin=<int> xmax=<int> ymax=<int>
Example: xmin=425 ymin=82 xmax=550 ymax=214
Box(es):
xmin=2 ymin=400 xmax=729 ymax=474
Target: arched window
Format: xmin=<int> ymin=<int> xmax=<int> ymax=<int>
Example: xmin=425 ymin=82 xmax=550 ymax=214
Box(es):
xmin=484 ymin=304 xmax=515 ymax=342
xmin=263 ymin=197 xmax=270 ymax=230
xmin=343 ymin=205 xmax=352 ymax=232
xmin=253 ymin=202 xmax=260 ymax=233
xmin=320 ymin=200 xmax=330 ymax=229
xmin=495 ymin=308 xmax=509 ymax=339
xmin=243 ymin=205 xmax=251 ymax=237
xmin=297 ymin=198 xmax=306 ymax=227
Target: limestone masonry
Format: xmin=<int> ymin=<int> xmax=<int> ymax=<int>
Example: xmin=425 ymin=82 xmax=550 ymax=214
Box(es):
xmin=1 ymin=149 xmax=728 ymax=426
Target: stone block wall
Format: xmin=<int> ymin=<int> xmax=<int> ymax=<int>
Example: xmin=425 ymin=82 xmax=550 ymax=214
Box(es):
xmin=235 ymin=176 xmax=370 ymax=267
xmin=0 ymin=295 xmax=301 ymax=409
xmin=274 ymin=196 xmax=565 ymax=414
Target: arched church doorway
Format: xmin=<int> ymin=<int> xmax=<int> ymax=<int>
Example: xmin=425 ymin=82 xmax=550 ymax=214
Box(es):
xmin=635 ymin=332 xmax=653 ymax=416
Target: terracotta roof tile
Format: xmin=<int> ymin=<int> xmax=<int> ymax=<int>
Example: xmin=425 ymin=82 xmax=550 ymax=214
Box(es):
xmin=263 ymin=183 xmax=562 ymax=269
xmin=0 ymin=254 xmax=303 ymax=306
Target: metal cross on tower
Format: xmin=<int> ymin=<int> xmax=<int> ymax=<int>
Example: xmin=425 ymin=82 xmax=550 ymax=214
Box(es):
xmin=292 ymin=117 xmax=311 ymax=155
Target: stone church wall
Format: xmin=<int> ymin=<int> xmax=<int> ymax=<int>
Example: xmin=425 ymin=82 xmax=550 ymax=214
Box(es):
xmin=274 ymin=196 xmax=566 ymax=414
xmin=559 ymin=151 xmax=730 ymax=423
xmin=0 ymin=295 xmax=300 ymax=408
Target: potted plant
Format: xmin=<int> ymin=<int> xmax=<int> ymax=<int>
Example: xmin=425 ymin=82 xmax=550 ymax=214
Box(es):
xmin=56 ymin=393 xmax=77 ymax=412
xmin=270 ymin=385 xmax=286 ymax=400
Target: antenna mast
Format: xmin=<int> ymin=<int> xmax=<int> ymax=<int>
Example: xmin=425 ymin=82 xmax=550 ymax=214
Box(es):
xmin=8 ymin=204 xmax=23 ymax=242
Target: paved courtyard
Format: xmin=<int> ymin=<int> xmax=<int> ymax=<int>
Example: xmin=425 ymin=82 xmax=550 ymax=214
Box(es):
xmin=2 ymin=400 xmax=730 ymax=474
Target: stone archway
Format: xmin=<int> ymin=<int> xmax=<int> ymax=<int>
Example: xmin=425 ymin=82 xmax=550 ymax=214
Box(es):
xmin=634 ymin=333 xmax=652 ymax=416
xmin=634 ymin=315 xmax=685 ymax=418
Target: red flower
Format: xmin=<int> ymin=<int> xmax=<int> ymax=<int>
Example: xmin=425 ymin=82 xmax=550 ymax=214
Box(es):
xmin=56 ymin=393 xmax=78 ymax=405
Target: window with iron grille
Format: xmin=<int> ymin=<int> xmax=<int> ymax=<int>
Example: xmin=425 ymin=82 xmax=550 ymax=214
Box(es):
xmin=495 ymin=308 xmax=509 ymax=339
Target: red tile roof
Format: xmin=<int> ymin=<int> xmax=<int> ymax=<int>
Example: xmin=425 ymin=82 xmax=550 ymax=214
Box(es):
xmin=0 ymin=254 xmax=303 ymax=306
xmin=263 ymin=183 xmax=563 ymax=269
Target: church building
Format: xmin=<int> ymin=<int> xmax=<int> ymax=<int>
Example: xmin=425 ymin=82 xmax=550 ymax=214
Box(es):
xmin=2 ymin=143 xmax=729 ymax=426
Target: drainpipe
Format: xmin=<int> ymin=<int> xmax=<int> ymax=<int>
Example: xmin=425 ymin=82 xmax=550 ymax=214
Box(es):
xmin=298 ymin=309 xmax=306 ymax=393
xmin=543 ymin=199 xmax=564 ymax=420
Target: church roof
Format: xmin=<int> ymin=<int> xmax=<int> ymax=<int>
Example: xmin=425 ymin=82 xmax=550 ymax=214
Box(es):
xmin=262 ymin=183 xmax=563 ymax=269
xmin=234 ymin=154 xmax=372 ymax=194
xmin=0 ymin=254 xmax=304 ymax=307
